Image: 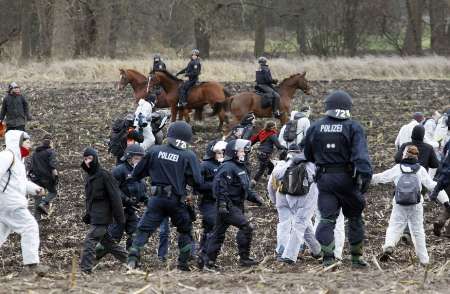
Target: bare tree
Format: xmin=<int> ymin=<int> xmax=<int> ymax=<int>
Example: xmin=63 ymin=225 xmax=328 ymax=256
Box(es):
xmin=35 ymin=0 xmax=55 ymax=59
xmin=429 ymin=0 xmax=450 ymax=54
xmin=403 ymin=0 xmax=425 ymax=55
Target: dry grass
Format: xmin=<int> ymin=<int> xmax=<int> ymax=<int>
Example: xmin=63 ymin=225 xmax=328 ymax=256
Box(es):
xmin=2 ymin=55 xmax=450 ymax=83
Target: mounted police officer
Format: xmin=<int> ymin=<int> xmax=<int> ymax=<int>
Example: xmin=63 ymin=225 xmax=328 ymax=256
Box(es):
xmin=203 ymin=139 xmax=263 ymax=269
xmin=196 ymin=140 xmax=227 ymax=267
xmin=127 ymin=121 xmax=203 ymax=271
xmin=146 ymin=54 xmax=167 ymax=107
xmin=303 ymin=90 xmax=373 ymax=268
xmin=255 ymin=57 xmax=281 ymax=118
xmin=176 ymin=49 xmax=201 ymax=108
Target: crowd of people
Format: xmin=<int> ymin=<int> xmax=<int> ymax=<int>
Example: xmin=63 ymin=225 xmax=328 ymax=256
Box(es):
xmin=0 ymin=54 xmax=450 ymax=277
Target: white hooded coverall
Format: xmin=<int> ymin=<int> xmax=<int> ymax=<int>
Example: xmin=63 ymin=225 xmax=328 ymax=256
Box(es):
xmin=371 ymin=163 xmax=449 ymax=265
xmin=134 ymin=99 xmax=155 ymax=151
xmin=0 ymin=130 xmax=42 ymax=265
xmin=268 ymin=156 xmax=320 ymax=262
xmin=278 ymin=111 xmax=310 ymax=149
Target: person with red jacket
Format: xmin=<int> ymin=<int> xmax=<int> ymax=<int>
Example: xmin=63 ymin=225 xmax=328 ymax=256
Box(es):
xmin=251 ymin=121 xmax=286 ymax=182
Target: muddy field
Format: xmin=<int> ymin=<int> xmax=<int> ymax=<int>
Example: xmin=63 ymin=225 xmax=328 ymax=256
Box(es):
xmin=0 ymin=79 xmax=450 ymax=293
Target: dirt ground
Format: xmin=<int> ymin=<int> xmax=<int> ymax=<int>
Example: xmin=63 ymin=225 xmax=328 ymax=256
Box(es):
xmin=0 ymin=79 xmax=449 ymax=293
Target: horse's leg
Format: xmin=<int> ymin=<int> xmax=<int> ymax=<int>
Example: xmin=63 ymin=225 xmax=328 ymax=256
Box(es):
xmin=184 ymin=109 xmax=191 ymax=123
xmin=217 ymin=108 xmax=226 ymax=132
xmin=170 ymin=106 xmax=177 ymax=122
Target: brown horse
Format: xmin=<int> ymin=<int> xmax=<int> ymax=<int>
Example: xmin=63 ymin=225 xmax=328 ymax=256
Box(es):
xmin=229 ymin=72 xmax=311 ymax=125
xmin=117 ymin=68 xmax=169 ymax=108
xmin=148 ymin=70 xmax=230 ymax=130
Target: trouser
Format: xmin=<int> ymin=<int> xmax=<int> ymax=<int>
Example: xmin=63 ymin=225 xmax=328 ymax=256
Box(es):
xmin=316 ymin=172 xmax=365 ymax=260
xmin=434 ymin=186 xmax=450 ymax=236
xmin=383 ymin=200 xmax=429 ymax=264
xmin=257 ymin=84 xmax=280 ymax=114
xmin=0 ymin=207 xmax=40 ymax=265
xmin=80 ymin=224 xmax=128 ymax=272
xmin=198 ymin=200 xmax=216 ymax=257
xmin=6 ymin=125 xmax=25 ymax=132
xmin=33 ymin=181 xmax=57 ymax=221
xmin=179 ymin=79 xmax=197 ymax=105
xmin=275 ymin=185 xmax=321 ymax=262
xmin=206 ymin=203 xmax=253 ymax=262
xmin=128 ymin=194 xmax=193 ymax=266
xmin=314 ymin=207 xmax=345 ymax=259
xmin=254 ymin=152 xmax=274 ymax=182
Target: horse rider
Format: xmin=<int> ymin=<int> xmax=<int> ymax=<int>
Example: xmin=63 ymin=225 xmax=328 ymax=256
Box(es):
xmin=255 ymin=57 xmax=281 ymax=118
xmin=146 ymin=54 xmax=167 ymax=107
xmin=176 ymin=49 xmax=202 ymax=108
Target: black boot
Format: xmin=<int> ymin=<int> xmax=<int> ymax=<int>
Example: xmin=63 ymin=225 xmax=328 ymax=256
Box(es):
xmin=351 ymin=242 xmax=369 ymax=269
xmin=239 ymin=257 xmax=259 ymax=267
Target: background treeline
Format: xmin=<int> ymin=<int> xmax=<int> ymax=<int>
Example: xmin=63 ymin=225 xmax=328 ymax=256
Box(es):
xmin=1 ymin=0 xmax=450 ymax=61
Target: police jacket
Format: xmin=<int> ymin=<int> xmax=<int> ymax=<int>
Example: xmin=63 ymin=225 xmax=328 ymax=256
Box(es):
xmin=178 ymin=59 xmax=201 ymax=80
xmin=256 ymin=65 xmax=276 ymax=86
xmin=112 ymin=161 xmax=147 ymax=209
xmin=434 ymin=150 xmax=450 ymax=194
xmin=304 ymin=116 xmax=372 ymax=176
xmin=152 ymin=60 xmax=166 ymax=72
xmin=30 ymin=145 xmax=57 ymax=185
xmin=0 ymin=94 xmax=32 ymax=127
xmin=213 ymin=160 xmax=259 ymax=206
xmin=82 ymin=157 xmax=125 ymax=225
xmin=132 ymin=143 xmax=203 ymax=197
xmin=198 ymin=159 xmax=221 ymax=202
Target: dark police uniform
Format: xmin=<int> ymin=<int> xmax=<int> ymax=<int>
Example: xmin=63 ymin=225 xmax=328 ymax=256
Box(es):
xmin=205 ymin=139 xmax=262 ymax=267
xmin=256 ymin=63 xmax=280 ymax=117
xmin=431 ymin=140 xmax=450 ymax=236
xmin=127 ymin=122 xmax=203 ymax=270
xmin=176 ymin=58 xmax=201 ymax=107
xmin=303 ymin=91 xmax=372 ymax=267
xmin=146 ymin=58 xmax=167 ymax=106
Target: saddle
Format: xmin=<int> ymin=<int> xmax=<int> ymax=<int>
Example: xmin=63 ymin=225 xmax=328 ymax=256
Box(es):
xmin=254 ymin=85 xmax=273 ymax=109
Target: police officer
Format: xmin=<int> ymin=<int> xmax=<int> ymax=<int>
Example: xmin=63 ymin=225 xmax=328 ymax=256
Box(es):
xmin=127 ymin=121 xmax=203 ymax=271
xmin=196 ymin=140 xmax=227 ymax=267
xmin=146 ymin=54 xmax=167 ymax=107
xmin=255 ymin=57 xmax=281 ymax=118
xmin=176 ymin=49 xmax=201 ymax=108
xmin=303 ymin=90 xmax=372 ymax=268
xmin=204 ymin=139 xmax=263 ymax=268
xmin=226 ymin=112 xmax=256 ymax=142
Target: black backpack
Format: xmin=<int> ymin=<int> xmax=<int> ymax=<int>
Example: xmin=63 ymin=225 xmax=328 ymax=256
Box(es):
xmin=108 ymin=119 xmax=128 ymax=157
xmin=279 ymin=160 xmax=311 ymax=196
xmin=283 ymin=113 xmax=304 ymax=143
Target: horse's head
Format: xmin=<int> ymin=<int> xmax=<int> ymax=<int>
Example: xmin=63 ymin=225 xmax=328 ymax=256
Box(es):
xmin=295 ymin=72 xmax=311 ymax=95
xmin=118 ymin=69 xmax=129 ymax=91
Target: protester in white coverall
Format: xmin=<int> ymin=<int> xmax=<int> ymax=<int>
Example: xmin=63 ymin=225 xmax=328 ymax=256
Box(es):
xmin=278 ymin=107 xmax=311 ymax=149
xmin=395 ymin=112 xmax=424 ymax=150
xmin=434 ymin=111 xmax=450 ymax=153
xmin=423 ymin=111 xmax=441 ymax=150
xmin=267 ymin=144 xmax=321 ymax=263
xmin=371 ymin=145 xmax=449 ymax=265
xmin=134 ymin=99 xmax=155 ymax=151
xmin=0 ymin=131 xmax=45 ymax=270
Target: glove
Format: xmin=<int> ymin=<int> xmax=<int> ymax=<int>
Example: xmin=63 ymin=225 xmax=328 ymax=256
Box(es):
xmin=356 ymin=173 xmax=371 ymax=194
xmin=82 ymin=214 xmax=91 ymax=224
xmin=273 ymin=79 xmax=278 ymax=84
xmin=248 ymin=190 xmax=263 ymax=206
xmin=429 ymin=189 xmax=439 ymax=202
xmin=218 ymin=202 xmax=229 ymax=216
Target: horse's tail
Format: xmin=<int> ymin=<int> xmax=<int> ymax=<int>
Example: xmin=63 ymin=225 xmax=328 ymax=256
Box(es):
xmin=209 ymin=88 xmax=232 ymax=117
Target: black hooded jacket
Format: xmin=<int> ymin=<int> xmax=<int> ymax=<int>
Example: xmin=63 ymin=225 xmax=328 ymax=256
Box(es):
xmin=394 ymin=125 xmax=439 ymax=170
xmin=81 ymin=148 xmax=125 ymax=225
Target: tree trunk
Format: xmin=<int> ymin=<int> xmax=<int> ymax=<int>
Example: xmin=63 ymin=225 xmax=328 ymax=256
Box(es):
xmin=108 ymin=0 xmax=121 ymax=58
xmin=254 ymin=2 xmax=266 ymax=58
xmin=403 ymin=0 xmax=424 ymax=55
xmin=343 ymin=0 xmax=359 ymax=56
xmin=20 ymin=0 xmax=34 ymax=61
xmin=71 ymin=0 xmax=97 ymax=57
xmin=429 ymin=0 xmax=450 ymax=54
xmin=35 ymin=0 xmax=55 ymax=59
xmin=194 ymin=18 xmax=210 ymax=59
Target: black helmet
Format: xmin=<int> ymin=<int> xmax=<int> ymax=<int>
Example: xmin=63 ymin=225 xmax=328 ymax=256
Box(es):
xmin=258 ymin=56 xmax=267 ymax=65
xmin=324 ymin=90 xmax=352 ymax=119
xmin=121 ymin=144 xmax=145 ymax=161
xmin=167 ymin=121 xmax=193 ymax=149
xmin=224 ymin=139 xmax=251 ymax=163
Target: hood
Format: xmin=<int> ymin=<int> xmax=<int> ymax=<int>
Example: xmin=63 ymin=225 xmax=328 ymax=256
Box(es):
xmin=35 ymin=144 xmax=51 ymax=153
xmin=81 ymin=147 xmax=100 ymax=175
xmin=290 ymin=111 xmax=299 ymax=120
xmin=411 ymin=125 xmax=425 ymax=142
xmin=5 ymin=130 xmax=25 ymax=159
